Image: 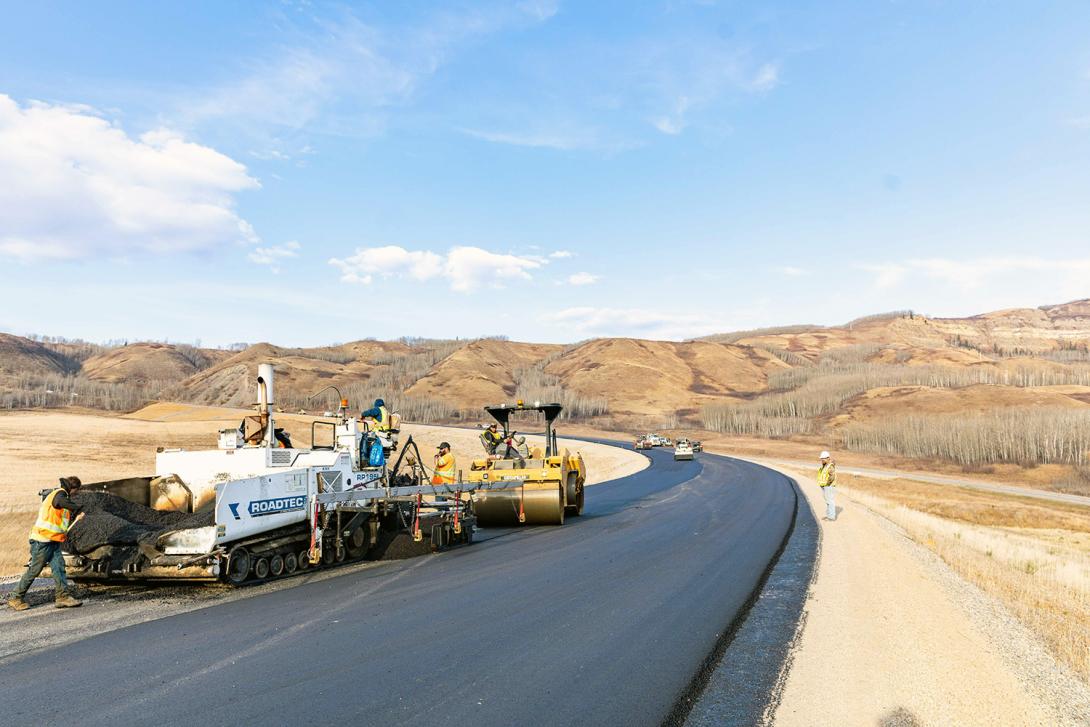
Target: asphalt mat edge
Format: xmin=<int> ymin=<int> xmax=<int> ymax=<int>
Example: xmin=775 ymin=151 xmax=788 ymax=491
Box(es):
xmin=669 ymin=466 xmax=820 ymax=727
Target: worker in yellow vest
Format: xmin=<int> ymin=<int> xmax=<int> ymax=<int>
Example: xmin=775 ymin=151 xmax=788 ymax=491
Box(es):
xmin=361 ymin=398 xmax=391 ymax=432
xmin=817 ymin=451 xmax=838 ymax=521
xmin=432 ymin=442 xmax=456 ymax=485
xmin=7 ymin=476 xmax=86 ymax=611
xmin=480 ymin=423 xmax=504 ymax=455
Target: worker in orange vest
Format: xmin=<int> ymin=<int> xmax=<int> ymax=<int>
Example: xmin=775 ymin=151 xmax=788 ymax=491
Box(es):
xmin=7 ymin=476 xmax=86 ymax=611
xmin=432 ymin=442 xmax=456 ymax=485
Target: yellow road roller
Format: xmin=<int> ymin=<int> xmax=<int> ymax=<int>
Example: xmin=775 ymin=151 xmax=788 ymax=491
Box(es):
xmin=466 ymin=402 xmax=586 ymax=526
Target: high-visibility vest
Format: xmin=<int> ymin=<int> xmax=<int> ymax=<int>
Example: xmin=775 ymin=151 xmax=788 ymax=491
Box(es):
xmin=432 ymin=453 xmax=456 ymax=485
xmin=817 ymin=463 xmax=836 ymax=487
xmin=374 ymin=406 xmax=391 ymax=431
xmin=30 ymin=489 xmax=73 ymax=543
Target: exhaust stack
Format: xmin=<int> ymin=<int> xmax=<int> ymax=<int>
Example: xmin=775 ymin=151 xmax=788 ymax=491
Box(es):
xmin=256 ymin=363 xmax=275 ymax=447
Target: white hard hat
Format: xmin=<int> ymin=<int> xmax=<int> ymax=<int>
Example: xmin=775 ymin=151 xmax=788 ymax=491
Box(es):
xmin=819 ymin=451 xmax=831 ymax=459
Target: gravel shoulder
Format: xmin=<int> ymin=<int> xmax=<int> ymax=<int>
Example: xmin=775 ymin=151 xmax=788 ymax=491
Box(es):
xmin=762 ymin=460 xmax=1087 ymax=727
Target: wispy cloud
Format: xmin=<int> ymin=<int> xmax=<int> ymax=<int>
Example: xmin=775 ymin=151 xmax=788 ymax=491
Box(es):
xmin=329 ymin=244 xmax=544 ymax=292
xmin=549 ymin=250 xmax=574 ymax=259
xmin=516 ymin=0 xmax=559 ymax=21
xmin=642 ymin=40 xmax=782 ymax=136
xmin=463 ymin=22 xmax=783 ymax=149
xmin=542 ymin=306 xmax=716 ymax=340
xmin=857 ymin=262 xmax=910 ymax=289
xmin=748 ymin=62 xmax=780 ymax=92
xmin=778 ymin=265 xmax=808 ymax=277
xmin=178 ymin=4 xmax=559 ymax=146
xmin=460 ymin=127 xmax=601 ymax=151
xmin=0 ymin=94 xmax=258 ymax=262
xmin=652 ymin=96 xmax=692 ymax=135
xmin=567 ymin=272 xmax=599 ymax=285
xmin=249 ymin=241 xmax=301 ymax=272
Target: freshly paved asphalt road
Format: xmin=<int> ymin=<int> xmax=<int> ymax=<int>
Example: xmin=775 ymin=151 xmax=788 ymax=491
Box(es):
xmin=0 ymin=446 xmax=798 ymax=727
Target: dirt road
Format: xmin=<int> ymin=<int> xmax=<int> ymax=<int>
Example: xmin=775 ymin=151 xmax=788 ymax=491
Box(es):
xmin=766 ymin=461 xmax=1090 ymax=727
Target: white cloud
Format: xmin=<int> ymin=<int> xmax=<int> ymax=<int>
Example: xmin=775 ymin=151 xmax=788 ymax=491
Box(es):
xmin=249 ymin=241 xmax=301 ymax=272
xmin=778 ymin=266 xmax=808 ymax=277
xmin=330 ymin=245 xmax=542 ymax=292
xmin=567 ymin=272 xmax=599 ymax=285
xmin=0 ymin=95 xmax=259 ymax=262
xmin=328 ymin=245 xmax=443 ymax=285
xmin=542 ymin=306 xmax=715 ymax=340
xmin=446 ymin=246 xmax=544 ymax=292
xmin=858 ymin=256 xmax=1090 ymax=292
xmin=549 ymin=250 xmax=574 ymax=259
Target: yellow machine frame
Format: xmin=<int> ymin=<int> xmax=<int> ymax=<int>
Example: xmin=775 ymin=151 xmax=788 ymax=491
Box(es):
xmin=466 ymin=401 xmax=586 ymax=526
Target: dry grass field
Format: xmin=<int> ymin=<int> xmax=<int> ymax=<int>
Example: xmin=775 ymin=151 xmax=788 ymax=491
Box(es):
xmin=839 ymin=473 xmax=1090 ymax=683
xmin=566 ymin=422 xmax=1088 ymax=495
xmin=0 ymin=406 xmax=646 ymax=577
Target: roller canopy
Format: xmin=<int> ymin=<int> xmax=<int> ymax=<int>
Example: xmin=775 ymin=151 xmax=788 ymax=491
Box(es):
xmin=484 ymin=403 xmax=563 ymax=429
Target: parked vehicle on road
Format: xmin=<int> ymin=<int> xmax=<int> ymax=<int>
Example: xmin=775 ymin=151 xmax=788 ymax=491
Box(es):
xmin=674 ymin=441 xmax=694 ymax=461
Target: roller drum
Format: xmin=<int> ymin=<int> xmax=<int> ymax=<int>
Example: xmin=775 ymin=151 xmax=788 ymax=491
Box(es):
xmin=473 ymin=484 xmax=564 ymax=526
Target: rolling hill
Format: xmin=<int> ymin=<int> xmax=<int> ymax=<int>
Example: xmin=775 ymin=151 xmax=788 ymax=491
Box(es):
xmin=3 ymin=299 xmax=1090 ymax=441
xmin=82 ymin=343 xmax=232 ymax=384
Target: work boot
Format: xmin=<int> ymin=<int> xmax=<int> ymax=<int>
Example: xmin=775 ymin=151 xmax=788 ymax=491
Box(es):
xmin=7 ymin=596 xmax=30 ymax=611
xmin=54 ymin=593 xmax=82 ymax=608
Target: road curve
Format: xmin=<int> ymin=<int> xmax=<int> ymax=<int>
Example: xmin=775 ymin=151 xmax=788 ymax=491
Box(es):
xmin=0 ymin=445 xmax=798 ymax=727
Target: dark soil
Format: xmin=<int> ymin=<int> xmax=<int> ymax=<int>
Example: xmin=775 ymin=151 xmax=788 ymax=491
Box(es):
xmin=65 ymin=492 xmax=214 ymax=554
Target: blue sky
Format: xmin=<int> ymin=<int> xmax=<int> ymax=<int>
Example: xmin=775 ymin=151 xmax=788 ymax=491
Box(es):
xmin=1 ymin=1 xmax=1089 ymax=346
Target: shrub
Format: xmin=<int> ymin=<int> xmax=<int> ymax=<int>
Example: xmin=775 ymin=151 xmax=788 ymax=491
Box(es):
xmin=512 ymin=359 xmax=609 ymax=419
xmin=842 ymin=408 xmax=1090 ymax=468
xmin=700 ymin=405 xmax=812 ymax=437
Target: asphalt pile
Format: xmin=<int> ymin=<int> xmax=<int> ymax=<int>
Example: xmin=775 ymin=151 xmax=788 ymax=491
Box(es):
xmin=65 ymin=492 xmax=214 ymax=555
